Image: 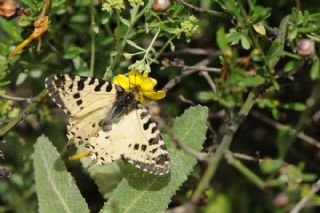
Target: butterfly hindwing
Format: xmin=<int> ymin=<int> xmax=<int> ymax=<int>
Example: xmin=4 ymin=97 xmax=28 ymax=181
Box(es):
xmin=87 ymin=104 xmax=170 ymax=175
xmin=45 ymin=74 xmax=119 ymax=117
xmin=66 ymin=108 xmax=107 ymax=146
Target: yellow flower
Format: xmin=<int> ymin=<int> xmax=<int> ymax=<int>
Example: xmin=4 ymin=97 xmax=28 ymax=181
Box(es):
xmin=112 ymin=70 xmax=166 ymax=105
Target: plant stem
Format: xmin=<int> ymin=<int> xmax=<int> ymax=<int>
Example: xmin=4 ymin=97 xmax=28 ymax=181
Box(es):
xmin=89 ymin=0 xmax=96 ymax=77
xmin=225 ymin=152 xmax=265 ymax=189
xmin=153 ymin=35 xmax=176 ymax=63
xmin=142 ymin=30 xmax=160 ymax=62
xmin=104 ymin=5 xmax=148 ymax=79
xmin=190 ymin=91 xmax=257 ymax=203
xmin=0 ymin=90 xmax=47 ymax=137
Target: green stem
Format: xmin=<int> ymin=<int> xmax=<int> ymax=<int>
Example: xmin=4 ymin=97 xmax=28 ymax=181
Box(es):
xmin=153 ymin=35 xmax=176 ymax=63
xmin=142 ymin=30 xmax=160 ymax=62
xmin=0 ymin=90 xmax=47 ymax=137
xmin=89 ymin=0 xmax=96 ymax=77
xmin=190 ymin=91 xmax=257 ymax=203
xmin=104 ymin=5 xmax=148 ymax=79
xmin=225 ymin=153 xmax=265 ymax=189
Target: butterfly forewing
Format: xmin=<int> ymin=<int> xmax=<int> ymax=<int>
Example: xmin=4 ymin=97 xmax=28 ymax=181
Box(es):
xmin=45 ymin=74 xmax=118 ymax=117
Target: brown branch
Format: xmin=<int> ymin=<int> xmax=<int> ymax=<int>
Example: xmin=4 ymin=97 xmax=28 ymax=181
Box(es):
xmin=154 ymin=116 xmax=208 ymax=162
xmin=175 ymin=0 xmax=226 ymax=17
xmin=0 ymin=93 xmax=32 ymax=103
xmin=162 ymin=48 xmax=221 ymax=56
xmin=199 ymin=71 xmax=217 ymax=94
xmin=162 ymin=58 xmax=218 ymax=92
xmin=252 ymin=111 xmax=320 ymax=149
xmin=0 ymin=90 xmax=47 ymax=137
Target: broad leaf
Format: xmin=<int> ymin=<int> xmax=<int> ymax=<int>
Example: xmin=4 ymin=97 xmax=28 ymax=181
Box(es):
xmin=33 ymin=135 xmax=89 ymax=213
xmin=100 ymin=105 xmax=208 ymax=213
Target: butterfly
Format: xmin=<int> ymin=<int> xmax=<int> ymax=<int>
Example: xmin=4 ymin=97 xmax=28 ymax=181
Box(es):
xmin=45 ymin=74 xmax=170 ymax=175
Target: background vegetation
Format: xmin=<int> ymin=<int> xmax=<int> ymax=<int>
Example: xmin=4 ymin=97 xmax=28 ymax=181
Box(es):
xmin=1 ymin=0 xmax=320 ymax=212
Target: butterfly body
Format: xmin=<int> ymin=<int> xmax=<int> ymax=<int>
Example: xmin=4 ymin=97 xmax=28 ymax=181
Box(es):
xmin=45 ymin=74 xmax=170 ymax=175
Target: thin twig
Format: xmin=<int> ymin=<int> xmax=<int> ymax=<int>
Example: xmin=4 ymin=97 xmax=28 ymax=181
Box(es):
xmin=225 ymin=152 xmax=265 ymax=189
xmin=162 ymin=58 xmax=212 ymax=92
xmin=166 ymin=60 xmax=221 ymax=73
xmin=252 ymin=111 xmax=320 ymax=149
xmin=0 ymin=90 xmax=47 ymax=137
xmin=227 ymin=151 xmax=262 ymax=163
xmin=0 ymin=94 xmax=32 ymax=103
xmin=199 ymin=71 xmax=217 ymax=94
xmin=162 ymin=48 xmax=221 ymax=56
xmin=175 ymin=0 xmax=226 ymax=17
xmin=290 ymin=179 xmax=320 ymax=213
xmin=155 ymin=116 xmax=208 ymax=162
xmin=179 ymin=94 xmax=195 ymax=106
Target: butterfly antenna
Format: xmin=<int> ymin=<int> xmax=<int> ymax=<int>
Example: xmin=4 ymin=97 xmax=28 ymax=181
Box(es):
xmin=87 ymin=158 xmax=98 ymax=168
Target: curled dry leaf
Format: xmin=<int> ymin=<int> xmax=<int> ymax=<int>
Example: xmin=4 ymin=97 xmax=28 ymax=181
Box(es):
xmin=9 ymin=0 xmax=50 ymax=57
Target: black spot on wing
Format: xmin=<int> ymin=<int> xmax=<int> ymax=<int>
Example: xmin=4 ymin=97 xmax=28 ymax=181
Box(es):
xmin=106 ymin=83 xmax=112 ymax=92
xmin=69 ymin=74 xmax=76 ymax=80
xmin=140 ymin=111 xmax=148 ymax=119
xmin=154 ymin=154 xmax=170 ymax=165
xmin=68 ymin=82 xmax=74 ymax=90
xmin=94 ymin=79 xmax=105 ymax=92
xmin=134 ymin=144 xmax=139 ymax=150
xmin=73 ymin=93 xmax=80 ymax=99
xmin=89 ymin=78 xmax=95 ymax=85
xmin=143 ymin=119 xmax=152 ymax=130
xmin=148 ymin=137 xmax=160 ymax=145
xmin=76 ymin=99 xmax=82 ymax=106
xmin=77 ymin=79 xmax=85 ymax=90
xmin=151 ymin=126 xmax=157 ymax=134
xmin=141 ymin=145 xmax=147 ymax=151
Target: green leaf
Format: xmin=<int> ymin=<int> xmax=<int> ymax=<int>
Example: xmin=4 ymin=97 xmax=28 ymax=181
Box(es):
xmin=101 ymin=106 xmax=208 ymax=213
xmin=80 ymin=148 xmax=123 ymax=199
xmin=240 ymin=35 xmax=251 ymax=50
xmin=284 ymin=60 xmax=300 ymax=72
xmin=126 ymin=40 xmax=146 ymax=51
xmin=216 ymin=27 xmax=228 ymax=52
xmin=310 ymin=57 xmax=320 ymax=80
xmin=282 ymin=102 xmax=307 ymax=111
xmin=33 ymin=135 xmax=89 ymax=213
xmin=251 ymin=6 xmax=271 ymax=22
xmin=16 ymin=72 xmax=28 ymax=85
xmin=120 ymin=17 xmax=130 ymax=27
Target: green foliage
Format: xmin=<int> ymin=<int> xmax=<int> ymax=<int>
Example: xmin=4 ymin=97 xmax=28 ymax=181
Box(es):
xmin=33 ymin=136 xmax=89 ymax=213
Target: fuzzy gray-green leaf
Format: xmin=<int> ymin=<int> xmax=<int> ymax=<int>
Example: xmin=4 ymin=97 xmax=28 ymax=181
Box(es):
xmin=33 ymin=135 xmax=89 ymax=213
xmin=101 ymin=105 xmax=208 ymax=213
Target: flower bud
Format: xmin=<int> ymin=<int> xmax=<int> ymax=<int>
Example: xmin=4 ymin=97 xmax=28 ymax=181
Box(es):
xmin=296 ymin=39 xmax=315 ymax=57
xmin=0 ymin=0 xmax=18 ymax=19
xmin=152 ymin=0 xmax=171 ymax=13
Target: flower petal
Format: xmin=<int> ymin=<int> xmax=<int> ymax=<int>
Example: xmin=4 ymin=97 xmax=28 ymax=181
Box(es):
xmin=128 ymin=70 xmax=143 ymax=87
xmin=112 ymin=74 xmax=129 ymax=90
xmin=144 ymin=90 xmax=166 ymax=100
xmin=141 ymin=78 xmax=157 ymax=91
